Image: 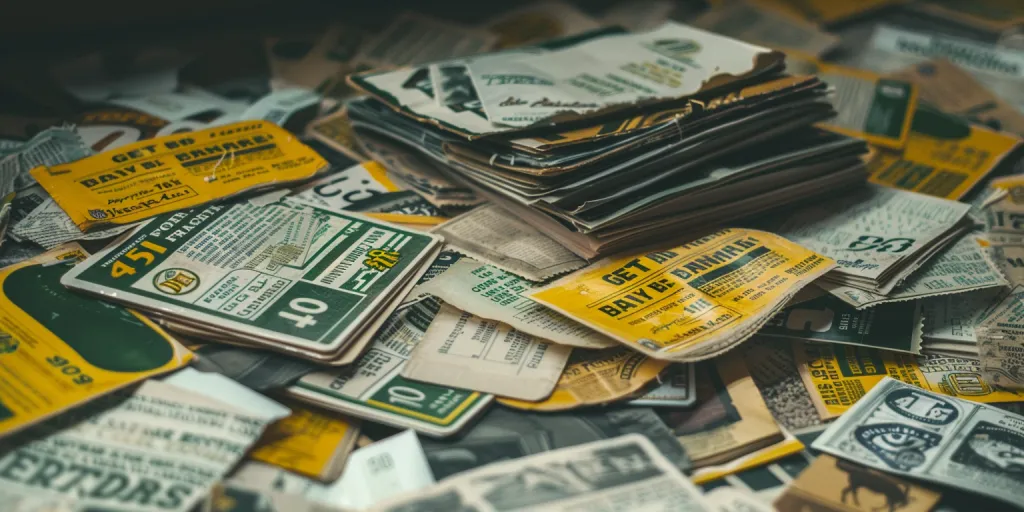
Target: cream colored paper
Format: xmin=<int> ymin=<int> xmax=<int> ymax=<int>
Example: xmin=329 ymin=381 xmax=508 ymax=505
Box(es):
xmin=403 ymin=303 xmax=571 ymax=401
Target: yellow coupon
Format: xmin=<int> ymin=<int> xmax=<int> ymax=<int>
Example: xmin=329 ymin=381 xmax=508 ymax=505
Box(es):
xmin=498 ymin=347 xmax=667 ymax=412
xmin=753 ymin=0 xmax=905 ymax=24
xmin=531 ymin=229 xmax=834 ymax=361
xmin=0 ymin=245 xmax=192 ymax=439
xmin=31 ymin=121 xmax=328 ymax=231
xmin=787 ymin=55 xmax=918 ymax=150
xmin=250 ymin=402 xmax=360 ymax=481
xmin=795 ymin=341 xmax=1024 ymax=419
xmin=868 ymin=106 xmax=1022 ymax=199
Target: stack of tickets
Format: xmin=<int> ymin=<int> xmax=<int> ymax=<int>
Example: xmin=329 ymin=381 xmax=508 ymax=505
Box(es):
xmin=343 ymin=21 xmax=869 ymax=258
xmin=766 ymin=185 xmax=975 ymax=301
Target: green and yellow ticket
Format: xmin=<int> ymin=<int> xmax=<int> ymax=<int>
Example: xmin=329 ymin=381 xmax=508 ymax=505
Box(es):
xmin=0 ymin=245 xmax=191 ymax=439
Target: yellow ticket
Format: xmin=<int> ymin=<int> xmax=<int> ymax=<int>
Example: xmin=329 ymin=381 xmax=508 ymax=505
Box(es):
xmin=250 ymin=402 xmax=360 ymax=481
xmin=31 ymin=121 xmax=328 ymax=231
xmin=0 ymin=245 xmax=192 ymax=439
xmin=868 ymin=106 xmax=1022 ymax=200
xmin=498 ymin=347 xmax=666 ymax=412
xmin=531 ymin=229 xmax=834 ymax=361
xmin=795 ymin=341 xmax=1024 ymax=419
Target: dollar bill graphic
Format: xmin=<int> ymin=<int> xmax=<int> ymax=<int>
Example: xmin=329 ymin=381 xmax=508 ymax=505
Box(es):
xmin=976 ymin=284 xmax=1024 ymax=389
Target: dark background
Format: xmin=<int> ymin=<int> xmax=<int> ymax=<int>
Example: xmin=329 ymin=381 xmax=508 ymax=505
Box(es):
xmin=0 ymin=0 xmax=608 ymax=54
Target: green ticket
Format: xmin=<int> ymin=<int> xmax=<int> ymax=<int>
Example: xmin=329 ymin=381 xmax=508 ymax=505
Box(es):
xmin=0 ymin=245 xmax=192 ymax=440
xmin=289 ymin=305 xmax=493 ymax=437
xmin=61 ymin=197 xmax=440 ymax=358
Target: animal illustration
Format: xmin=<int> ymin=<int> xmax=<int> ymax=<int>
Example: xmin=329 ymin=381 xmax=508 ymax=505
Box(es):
xmin=835 ymin=458 xmax=913 ymax=512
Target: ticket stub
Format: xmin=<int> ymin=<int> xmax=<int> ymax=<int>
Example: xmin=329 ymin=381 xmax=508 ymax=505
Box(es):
xmin=890 ymin=59 xmax=1024 ymax=136
xmin=414 ymin=259 xmax=614 ymax=348
xmin=531 ymin=229 xmax=834 ymax=361
xmin=760 ymin=293 xmax=924 ymax=353
xmin=660 ymin=354 xmax=785 ymax=469
xmin=629 ymin=364 xmax=696 ymax=407
xmin=402 ymin=303 xmax=571 ymax=401
xmin=31 ymin=121 xmax=328 ymax=231
xmin=288 ymin=308 xmax=493 ymax=437
xmin=498 ymin=346 xmax=667 ymax=412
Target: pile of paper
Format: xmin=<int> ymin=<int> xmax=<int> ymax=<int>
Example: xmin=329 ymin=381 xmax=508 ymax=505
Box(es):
xmin=918 ymin=288 xmax=1003 ymax=358
xmin=3 ymin=2 xmax=1024 ymax=512
xmin=345 ymin=21 xmax=868 ymax=258
xmin=765 ymin=185 xmax=975 ymax=299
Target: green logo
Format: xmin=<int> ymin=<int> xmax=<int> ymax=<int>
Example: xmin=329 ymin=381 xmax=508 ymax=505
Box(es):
xmin=154 ymin=268 xmax=200 ymax=295
xmin=644 ymin=38 xmax=703 ymax=69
